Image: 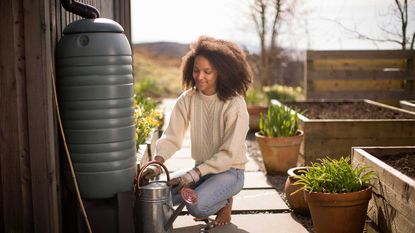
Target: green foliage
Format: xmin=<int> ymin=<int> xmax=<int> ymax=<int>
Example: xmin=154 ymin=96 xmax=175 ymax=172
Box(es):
xmin=259 ymin=103 xmax=300 ymax=137
xmin=134 ymin=95 xmax=164 ymax=150
xmin=135 ymin=94 xmax=160 ymax=113
xmin=245 ymin=88 xmax=269 ymax=106
xmin=133 ymin=48 xmax=182 ymax=98
xmin=293 ymin=157 xmax=377 ymax=194
xmin=134 ymin=77 xmax=163 ymax=98
xmin=263 ymin=84 xmax=304 ymax=101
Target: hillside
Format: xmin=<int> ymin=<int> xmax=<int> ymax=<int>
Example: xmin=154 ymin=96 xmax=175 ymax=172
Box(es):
xmin=133 ymin=42 xmax=189 ymax=98
xmin=134 ymin=42 xmax=189 ymax=59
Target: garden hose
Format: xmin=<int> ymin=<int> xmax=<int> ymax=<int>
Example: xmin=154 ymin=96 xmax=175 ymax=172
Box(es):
xmin=50 ymin=66 xmax=93 ymax=233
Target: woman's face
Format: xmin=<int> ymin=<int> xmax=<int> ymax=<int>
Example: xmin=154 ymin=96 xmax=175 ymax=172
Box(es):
xmin=193 ymin=55 xmax=217 ymax=96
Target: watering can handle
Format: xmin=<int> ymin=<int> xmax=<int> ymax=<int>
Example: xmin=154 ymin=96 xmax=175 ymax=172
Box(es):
xmin=136 ymin=160 xmax=170 ymax=193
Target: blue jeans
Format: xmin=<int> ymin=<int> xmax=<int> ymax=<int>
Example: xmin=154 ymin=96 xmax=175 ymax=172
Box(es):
xmin=172 ymin=168 xmax=245 ymax=218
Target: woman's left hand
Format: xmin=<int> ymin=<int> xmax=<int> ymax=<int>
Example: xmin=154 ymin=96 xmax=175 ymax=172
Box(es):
xmin=168 ymin=169 xmax=200 ymax=190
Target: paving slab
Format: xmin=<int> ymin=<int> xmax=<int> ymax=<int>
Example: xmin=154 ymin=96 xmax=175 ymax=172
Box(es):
xmin=243 ymin=172 xmax=273 ymax=189
xmin=244 ymin=155 xmax=261 ymax=172
xmin=233 ymin=189 xmax=288 ymax=211
xmin=173 ymin=213 xmax=310 ymax=233
xmin=164 ymin=157 xmax=195 ymax=172
xmin=164 ymin=152 xmax=260 ymax=173
xmin=181 ymin=189 xmax=288 ymax=214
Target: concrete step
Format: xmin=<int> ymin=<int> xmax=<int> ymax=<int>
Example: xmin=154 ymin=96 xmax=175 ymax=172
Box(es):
xmin=233 ymin=189 xmax=288 ymax=212
xmin=243 ymin=172 xmax=273 ymax=189
xmin=181 ymin=188 xmax=288 ymax=214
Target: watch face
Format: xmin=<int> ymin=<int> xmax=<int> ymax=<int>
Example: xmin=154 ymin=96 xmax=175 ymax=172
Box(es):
xmin=181 ymin=187 xmax=198 ymax=204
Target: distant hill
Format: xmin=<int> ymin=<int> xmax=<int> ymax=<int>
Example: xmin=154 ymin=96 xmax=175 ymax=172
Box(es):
xmin=133 ymin=42 xmax=190 ymax=61
xmin=132 ymin=42 xmax=186 ymax=97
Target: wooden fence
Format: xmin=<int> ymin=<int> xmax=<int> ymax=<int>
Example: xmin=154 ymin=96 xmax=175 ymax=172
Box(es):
xmin=305 ymin=50 xmax=415 ymax=105
xmin=0 ymin=0 xmax=131 ymax=232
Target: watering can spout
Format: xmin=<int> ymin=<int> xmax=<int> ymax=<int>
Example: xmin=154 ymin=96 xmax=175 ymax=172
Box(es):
xmin=164 ymin=187 xmax=198 ymax=231
xmin=164 ymin=202 xmax=186 ymax=231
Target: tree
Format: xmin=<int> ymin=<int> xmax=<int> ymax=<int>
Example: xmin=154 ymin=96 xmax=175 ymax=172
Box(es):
xmin=339 ymin=0 xmax=415 ymax=50
xmin=248 ymin=0 xmax=301 ymax=87
xmin=386 ymin=0 xmax=414 ymax=50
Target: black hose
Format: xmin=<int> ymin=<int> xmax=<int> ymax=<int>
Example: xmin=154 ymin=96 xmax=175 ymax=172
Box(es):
xmin=61 ymin=0 xmax=100 ymax=19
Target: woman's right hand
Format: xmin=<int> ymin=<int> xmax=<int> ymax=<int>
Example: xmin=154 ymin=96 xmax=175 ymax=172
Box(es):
xmin=142 ymin=164 xmax=162 ymax=180
xmin=142 ymin=155 xmax=166 ymax=181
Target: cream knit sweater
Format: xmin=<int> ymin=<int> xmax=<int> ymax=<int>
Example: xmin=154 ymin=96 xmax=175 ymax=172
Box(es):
xmin=155 ymin=89 xmax=249 ymax=176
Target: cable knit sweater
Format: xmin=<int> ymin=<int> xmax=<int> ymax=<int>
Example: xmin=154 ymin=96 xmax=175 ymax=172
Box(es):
xmin=155 ymin=89 xmax=249 ymax=176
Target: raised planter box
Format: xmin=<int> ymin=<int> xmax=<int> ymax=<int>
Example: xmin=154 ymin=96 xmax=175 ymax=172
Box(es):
xmin=352 ymin=146 xmax=415 ymax=233
xmin=136 ymin=129 xmax=161 ymax=170
xmin=400 ymin=100 xmax=415 ymax=112
xmin=280 ymin=99 xmax=415 ymax=164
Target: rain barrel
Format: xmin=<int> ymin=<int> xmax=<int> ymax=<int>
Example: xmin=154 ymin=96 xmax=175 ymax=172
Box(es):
xmin=56 ymin=18 xmax=136 ymax=199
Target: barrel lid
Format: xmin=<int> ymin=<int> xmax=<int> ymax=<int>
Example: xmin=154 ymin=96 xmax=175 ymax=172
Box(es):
xmin=63 ymin=18 xmax=124 ymax=34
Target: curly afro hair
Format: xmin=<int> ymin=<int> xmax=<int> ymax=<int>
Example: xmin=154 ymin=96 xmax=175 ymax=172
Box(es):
xmin=181 ymin=36 xmax=253 ymax=101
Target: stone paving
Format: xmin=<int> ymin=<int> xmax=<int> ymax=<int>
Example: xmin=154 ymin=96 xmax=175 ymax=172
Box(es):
xmin=158 ymin=99 xmax=311 ymax=233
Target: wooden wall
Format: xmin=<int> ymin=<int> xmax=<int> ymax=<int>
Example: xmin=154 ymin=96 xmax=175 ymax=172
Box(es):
xmin=0 ymin=0 xmax=131 ymax=232
xmin=305 ymin=50 xmax=415 ymax=105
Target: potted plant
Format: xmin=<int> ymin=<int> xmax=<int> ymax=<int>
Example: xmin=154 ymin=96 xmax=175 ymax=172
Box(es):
xmin=245 ymin=88 xmax=268 ymax=132
xmin=284 ymin=166 xmax=309 ymax=215
xmin=255 ymin=101 xmax=303 ymax=174
xmin=293 ymin=157 xmax=377 ymax=233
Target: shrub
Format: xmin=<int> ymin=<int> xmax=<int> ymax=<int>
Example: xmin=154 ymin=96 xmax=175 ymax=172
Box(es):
xmin=134 ymin=77 xmax=163 ymax=98
xmin=134 ymin=95 xmax=163 ymax=150
xmin=263 ymin=84 xmax=304 ymax=101
xmin=293 ymin=157 xmax=377 ymax=193
xmin=259 ymin=102 xmax=300 ymax=137
xmin=245 ymin=88 xmax=268 ymax=106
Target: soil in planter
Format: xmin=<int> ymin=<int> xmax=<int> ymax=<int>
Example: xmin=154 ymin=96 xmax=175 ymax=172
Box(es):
xmin=378 ymin=153 xmax=415 ymax=179
xmin=284 ymin=102 xmax=415 ymax=119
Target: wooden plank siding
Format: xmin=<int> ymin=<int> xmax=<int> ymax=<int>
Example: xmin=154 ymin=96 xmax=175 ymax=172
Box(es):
xmin=0 ymin=0 xmax=132 ymax=232
xmin=305 ymin=50 xmax=415 ymax=105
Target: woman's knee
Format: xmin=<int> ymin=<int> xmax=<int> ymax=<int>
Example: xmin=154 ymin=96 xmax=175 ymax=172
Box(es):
xmin=186 ymin=203 xmax=211 ymax=218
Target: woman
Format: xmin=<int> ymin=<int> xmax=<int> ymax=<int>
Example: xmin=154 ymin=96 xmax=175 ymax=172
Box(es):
xmin=142 ymin=36 xmax=253 ymax=225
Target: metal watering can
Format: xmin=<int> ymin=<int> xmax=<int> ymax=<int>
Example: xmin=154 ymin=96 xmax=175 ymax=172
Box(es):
xmin=135 ymin=161 xmax=198 ymax=233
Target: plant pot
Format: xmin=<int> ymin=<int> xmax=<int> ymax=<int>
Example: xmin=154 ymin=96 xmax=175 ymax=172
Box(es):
xmin=284 ymin=166 xmax=309 ymax=215
xmin=255 ymin=130 xmax=303 ymax=174
xmin=247 ymin=105 xmax=268 ymax=132
xmin=305 ymin=187 xmax=372 ymax=233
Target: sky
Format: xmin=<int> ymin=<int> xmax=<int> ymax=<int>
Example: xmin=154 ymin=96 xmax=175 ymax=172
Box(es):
xmin=131 ymin=0 xmax=414 ymax=51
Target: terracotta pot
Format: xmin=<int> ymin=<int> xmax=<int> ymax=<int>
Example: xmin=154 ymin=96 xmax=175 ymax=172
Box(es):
xmin=255 ymin=130 xmax=303 ymax=174
xmin=247 ymin=105 xmax=268 ymax=132
xmin=304 ymin=187 xmax=372 ymax=233
xmin=284 ymin=167 xmax=309 ymax=215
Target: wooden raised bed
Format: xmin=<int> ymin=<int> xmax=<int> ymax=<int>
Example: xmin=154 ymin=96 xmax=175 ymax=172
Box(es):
xmin=280 ymin=99 xmax=415 ymax=164
xmin=400 ymin=100 xmax=415 ymax=112
xmin=352 ymin=146 xmax=415 ymax=233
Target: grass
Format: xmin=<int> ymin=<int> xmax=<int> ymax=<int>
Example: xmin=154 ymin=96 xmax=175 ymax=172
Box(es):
xmin=133 ymin=48 xmax=183 ymax=98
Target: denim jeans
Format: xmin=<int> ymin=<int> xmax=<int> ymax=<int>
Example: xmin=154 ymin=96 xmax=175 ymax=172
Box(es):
xmin=172 ymin=168 xmax=245 ymax=218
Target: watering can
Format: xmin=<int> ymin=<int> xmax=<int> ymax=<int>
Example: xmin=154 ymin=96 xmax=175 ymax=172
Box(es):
xmin=135 ymin=161 xmax=198 ymax=233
